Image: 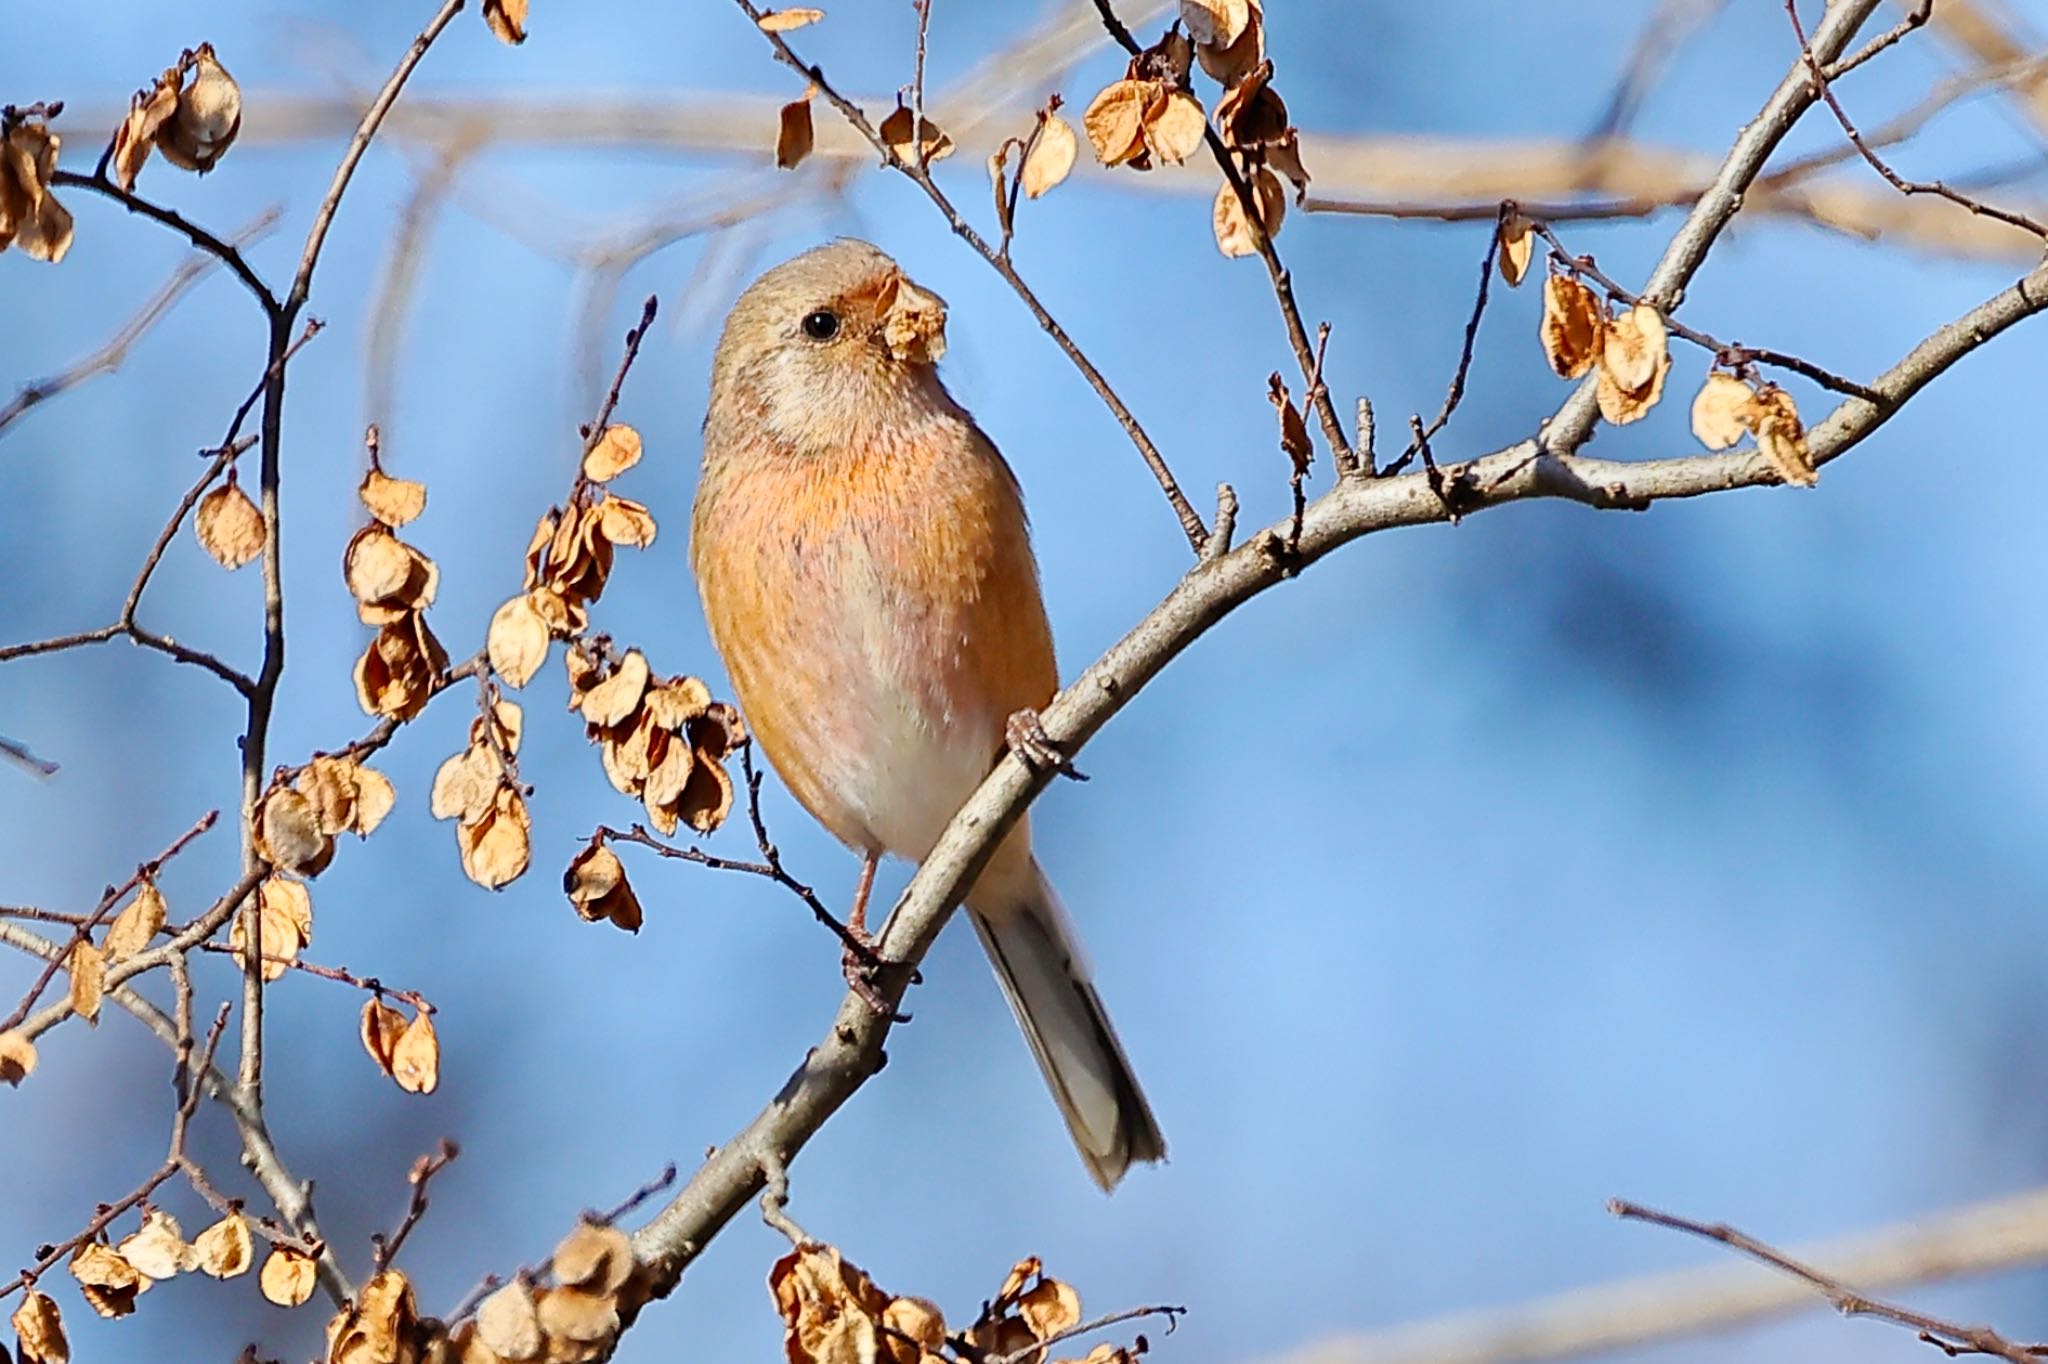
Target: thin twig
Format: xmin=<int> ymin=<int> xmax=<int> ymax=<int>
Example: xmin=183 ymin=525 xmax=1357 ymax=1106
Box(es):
xmin=0 ymin=811 xmax=218 ymax=1033
xmin=1386 ymin=205 xmax=1505 ymax=476
xmin=598 ymin=745 xmax=889 ymax=974
xmin=372 ymin=1139 xmax=461 ymax=1271
xmin=991 ymin=1304 xmax=1187 ymax=1364
xmin=1527 ymin=217 xmax=1887 ymax=403
xmin=1786 ymin=0 xmax=2047 ymax=239
xmin=47 ymin=171 xmax=280 ymax=315
xmin=1613 ymin=1199 xmax=2045 ymax=1364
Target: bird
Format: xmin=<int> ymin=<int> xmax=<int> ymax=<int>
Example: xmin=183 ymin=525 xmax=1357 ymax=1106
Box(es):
xmin=689 ymin=239 xmax=1165 ymax=1189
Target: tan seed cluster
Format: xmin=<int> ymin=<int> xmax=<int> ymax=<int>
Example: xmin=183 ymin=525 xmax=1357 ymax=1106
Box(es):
xmin=111 ymin=44 xmax=242 ymax=189
xmin=771 ymin=1245 xmax=1123 ymax=1364
xmin=0 ymin=114 xmax=73 ymax=263
xmin=571 ymin=646 xmax=744 ymax=839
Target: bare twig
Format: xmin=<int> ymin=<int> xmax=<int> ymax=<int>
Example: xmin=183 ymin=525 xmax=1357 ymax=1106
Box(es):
xmin=1613 ymin=1198 xmax=2044 ymax=1364
xmin=1786 ymin=0 xmax=2048 ymax=240
xmin=0 ymin=811 xmax=218 ymax=1033
xmin=598 ymin=746 xmax=886 ymax=972
xmin=1386 ymin=205 xmax=1505 ymax=477
xmin=47 ymin=171 xmax=280 ymax=315
xmin=1527 ymin=217 xmax=1886 ymax=403
xmin=991 ymin=1304 xmax=1186 ymax=1364
xmin=373 ymin=1139 xmax=461 ymax=1271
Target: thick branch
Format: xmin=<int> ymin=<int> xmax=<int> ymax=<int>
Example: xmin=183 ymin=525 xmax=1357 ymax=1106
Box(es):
xmin=623 ymin=247 xmax=2047 ymax=1308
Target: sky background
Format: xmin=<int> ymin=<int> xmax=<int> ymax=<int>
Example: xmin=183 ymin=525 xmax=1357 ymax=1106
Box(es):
xmin=6 ymin=2 xmax=2048 ymax=1362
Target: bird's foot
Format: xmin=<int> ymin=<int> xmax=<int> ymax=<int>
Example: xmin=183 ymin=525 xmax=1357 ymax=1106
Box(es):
xmin=1005 ymin=708 xmax=1088 ymax=781
xmin=840 ymin=928 xmax=908 ymax=1020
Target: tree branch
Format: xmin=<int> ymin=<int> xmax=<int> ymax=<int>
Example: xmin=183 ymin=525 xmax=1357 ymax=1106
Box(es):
xmin=621 ymin=236 xmax=2047 ymax=1313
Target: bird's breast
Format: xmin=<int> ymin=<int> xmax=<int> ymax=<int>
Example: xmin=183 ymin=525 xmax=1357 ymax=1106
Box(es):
xmin=692 ymin=417 xmax=1055 ymax=860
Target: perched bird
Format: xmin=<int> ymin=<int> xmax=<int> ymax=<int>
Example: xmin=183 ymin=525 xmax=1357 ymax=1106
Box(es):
xmin=690 ymin=239 xmax=1165 ymax=1188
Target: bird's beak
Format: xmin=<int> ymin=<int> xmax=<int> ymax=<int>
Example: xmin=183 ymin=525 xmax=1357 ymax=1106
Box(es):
xmin=873 ymin=271 xmax=948 ymax=365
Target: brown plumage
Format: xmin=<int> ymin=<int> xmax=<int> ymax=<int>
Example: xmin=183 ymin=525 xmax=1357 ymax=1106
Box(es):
xmin=690 ymin=239 xmax=1164 ymax=1188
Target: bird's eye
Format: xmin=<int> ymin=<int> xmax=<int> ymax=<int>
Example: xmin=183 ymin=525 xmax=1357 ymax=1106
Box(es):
xmin=800 ymin=309 xmax=841 ymax=341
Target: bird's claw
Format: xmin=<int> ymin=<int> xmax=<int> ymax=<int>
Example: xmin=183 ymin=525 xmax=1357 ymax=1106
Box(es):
xmin=840 ymin=929 xmax=907 ymax=1020
xmin=1006 ymin=708 xmax=1087 ymax=781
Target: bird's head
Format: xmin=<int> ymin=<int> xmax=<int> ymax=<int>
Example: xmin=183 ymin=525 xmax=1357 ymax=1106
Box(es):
xmin=708 ymin=238 xmax=953 ymax=456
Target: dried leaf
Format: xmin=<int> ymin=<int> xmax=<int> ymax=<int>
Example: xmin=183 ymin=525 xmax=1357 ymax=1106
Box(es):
xmin=158 ymin=45 xmax=240 ymax=174
xmin=878 ymin=275 xmax=948 ymax=364
xmin=1022 ymin=114 xmax=1078 ymax=198
xmin=769 ymin=1243 xmax=892 ymax=1364
xmin=488 ymin=593 xmax=553 ymax=688
xmin=457 ymin=788 xmax=531 ymax=889
xmin=777 ymin=91 xmax=815 ymax=170
xmin=1211 ymin=167 xmax=1284 ymax=257
xmin=258 ymin=787 xmax=332 ymax=875
xmin=391 ymin=1009 xmax=440 ymax=1094
xmin=10 ymin=1290 xmax=68 ymax=1364
xmin=111 ymin=74 xmax=180 ymax=191
xmin=115 ymin=1210 xmax=186 ymax=1281
xmin=1690 ymin=372 xmax=1758 ymax=450
xmin=1195 ymin=0 xmax=1264 ymax=85
xmin=1180 ymin=0 xmax=1250 ymax=47
xmin=0 ymin=120 xmax=74 ymax=263
xmin=1752 ymin=383 xmax=1816 ymax=487
xmin=1141 ymin=89 xmax=1207 ymax=166
xmin=758 ymin=7 xmax=826 ymax=31
xmin=477 ymin=1280 xmax=543 ymax=1361
xmin=1497 ymin=212 xmax=1534 ymax=287
xmin=352 ymin=765 xmax=396 ymax=836
xmin=103 ymin=882 xmax=165 ymax=961
xmin=361 ymin=998 xmax=408 ymax=1077
xmin=564 ymin=844 xmax=643 ymax=933
xmin=1082 ymin=80 xmax=1151 ymax=167
xmin=1018 ymin=1278 xmax=1082 ymax=1340
xmin=69 ymin=1244 xmax=143 ymax=1319
xmin=1267 ymin=373 xmax=1312 ymax=477
xmin=552 ymin=1222 xmax=633 ymax=1295
xmin=0 ymin=1029 xmax=35 ymax=1085
xmin=879 ymin=106 xmax=955 ymax=165
xmin=230 ymin=877 xmax=313 ymax=982
xmin=582 ymin=424 xmax=642 ymax=482
xmin=1594 ymin=304 xmax=1671 ymax=426
xmin=259 ymin=1247 xmax=317 ymax=1308
xmin=882 ymin=1297 xmax=946 ymax=1361
xmin=1595 ymin=346 xmax=1670 ymax=425
xmin=1601 ymin=303 xmax=1668 ymax=394
xmin=1539 ymin=275 xmax=1605 ymax=380
xmin=345 ymin=527 xmax=438 ymax=623
xmin=596 ymin=495 xmax=658 ymax=550
xmin=354 ymin=611 xmax=449 ymax=721
xmin=535 ymin=1286 xmax=618 ymax=1346
xmin=331 ymin=1270 xmax=418 ymax=1364
xmin=191 ymin=1213 xmax=253 ymax=1278
xmin=66 ymin=940 xmax=104 ymax=1026
xmin=195 ymin=481 xmax=265 ymax=570
xmin=360 ymin=468 xmax=427 ymax=527
xmin=579 ymin=650 xmax=650 ymax=727
xmin=484 ymin=0 xmax=528 ymax=44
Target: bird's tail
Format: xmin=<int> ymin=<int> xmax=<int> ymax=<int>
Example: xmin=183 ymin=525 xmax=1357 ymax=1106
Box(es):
xmin=968 ymin=858 xmax=1165 ymax=1190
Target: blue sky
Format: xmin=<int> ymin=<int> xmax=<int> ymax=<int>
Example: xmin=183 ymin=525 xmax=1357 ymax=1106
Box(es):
xmin=6 ymin=3 xmax=2048 ymax=1362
